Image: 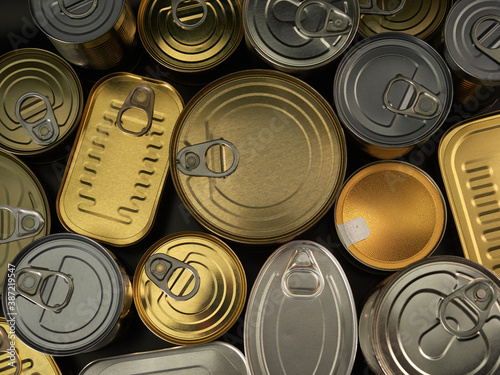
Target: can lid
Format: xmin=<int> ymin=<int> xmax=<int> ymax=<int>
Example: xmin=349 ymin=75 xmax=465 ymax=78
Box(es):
xmin=244 ymin=240 xmax=357 ymax=374
xmin=29 ymin=0 xmax=126 ymax=44
xmin=334 ymin=33 xmax=452 ymax=149
xmin=1 ymin=233 xmax=125 ymax=356
xmin=133 ymin=232 xmax=246 ymax=345
xmin=444 ymin=0 xmax=500 ymax=85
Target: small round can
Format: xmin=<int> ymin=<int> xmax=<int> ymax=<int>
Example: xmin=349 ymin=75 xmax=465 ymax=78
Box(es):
xmin=359 ymin=256 xmax=500 ymax=374
xmin=0 ymin=48 xmax=83 ymax=161
xmin=334 ymin=33 xmax=453 ymax=159
xmin=243 ymin=0 xmax=359 ymax=74
xmin=1 ymin=233 xmax=133 ymax=356
xmin=28 ymin=0 xmax=137 ymax=70
xmin=334 ymin=161 xmax=446 ymax=272
xmin=133 ymin=232 xmax=246 ymax=345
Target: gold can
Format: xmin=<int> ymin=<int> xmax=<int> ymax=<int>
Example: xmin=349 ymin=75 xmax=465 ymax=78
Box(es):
xmin=335 ymin=161 xmax=446 ymax=272
xmin=57 ymin=73 xmax=184 ymax=246
xmin=133 ymin=232 xmax=247 ymax=345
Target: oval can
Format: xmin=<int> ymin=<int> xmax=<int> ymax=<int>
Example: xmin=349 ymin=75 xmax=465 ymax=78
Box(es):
xmin=359 ymin=256 xmax=500 ymax=374
xmin=133 ymin=232 xmax=246 ymax=345
xmin=0 ymin=233 xmax=133 ymax=356
xmin=244 ymin=240 xmax=357 ymax=375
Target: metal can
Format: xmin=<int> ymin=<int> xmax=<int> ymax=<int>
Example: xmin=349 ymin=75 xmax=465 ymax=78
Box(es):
xmin=28 ymin=0 xmax=137 ymax=70
xmin=170 ymin=70 xmax=346 ymax=244
xmin=1 ymin=233 xmax=133 ymax=356
xmin=133 ymin=232 xmax=246 ymax=345
xmin=359 ymin=256 xmax=500 ymax=374
xmin=334 ymin=33 xmax=453 ymax=159
xmin=244 ymin=240 xmax=357 ymax=375
xmin=335 ymin=161 xmax=446 ymax=272
xmin=439 ymin=111 xmax=500 ymax=277
xmin=243 ymin=0 xmax=359 ymax=74
xmin=57 ymin=73 xmax=184 ymax=246
xmin=0 ymin=48 xmax=83 ymax=161
xmin=0 ymin=150 xmax=50 ymax=294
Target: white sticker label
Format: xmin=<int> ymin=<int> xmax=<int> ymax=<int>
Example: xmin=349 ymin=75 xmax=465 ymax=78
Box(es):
xmin=337 ymin=217 xmax=370 ymax=247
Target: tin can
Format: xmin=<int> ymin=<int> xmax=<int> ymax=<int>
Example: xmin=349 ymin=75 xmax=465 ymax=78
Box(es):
xmin=439 ymin=111 xmax=500 ymax=277
xmin=170 ymin=70 xmax=346 ymax=244
xmin=334 ymin=33 xmax=453 ymax=159
xmin=0 ymin=150 xmax=50 ymax=294
xmin=243 ymin=0 xmax=359 ymax=74
xmin=335 ymin=161 xmax=446 ymax=272
xmin=28 ymin=0 xmax=137 ymax=70
xmin=133 ymin=232 xmax=246 ymax=345
xmin=0 ymin=233 xmax=133 ymax=356
xmin=57 ymin=73 xmax=184 ymax=246
xmin=244 ymin=240 xmax=357 ymax=375
xmin=359 ymin=256 xmax=500 ymax=374
xmin=0 ymin=48 xmax=83 ymax=161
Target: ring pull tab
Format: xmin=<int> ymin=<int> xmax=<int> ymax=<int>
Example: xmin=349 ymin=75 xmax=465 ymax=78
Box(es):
xmin=438 ymin=279 xmax=497 ymax=340
xmin=383 ymin=76 xmax=443 ymax=120
xmin=0 ymin=326 xmax=21 ymax=375
xmin=145 ymin=254 xmax=200 ymax=301
xmin=0 ymin=206 xmax=45 ymax=244
xmin=471 ymin=15 xmax=500 ymax=64
xmin=281 ymin=248 xmax=324 ymax=299
xmin=295 ymin=0 xmax=352 ymax=38
xmin=15 ymin=92 xmax=59 ymax=146
xmin=176 ymin=138 xmax=239 ymax=178
xmin=359 ymin=0 xmax=405 ymax=15
xmin=15 ymin=268 xmax=74 ymax=313
xmin=171 ymin=0 xmax=208 ymax=29
xmin=58 ymin=0 xmax=98 ymax=19
xmin=116 ymin=84 xmax=155 ymax=137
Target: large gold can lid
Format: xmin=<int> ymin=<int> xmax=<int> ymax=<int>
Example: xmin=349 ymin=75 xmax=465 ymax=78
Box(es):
xmin=133 ymin=232 xmax=246 ymax=345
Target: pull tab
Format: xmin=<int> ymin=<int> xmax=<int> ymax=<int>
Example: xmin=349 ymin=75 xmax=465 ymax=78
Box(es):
xmin=15 ymin=268 xmax=74 ymax=313
xmin=383 ymin=76 xmax=443 ymax=119
xmin=295 ymin=0 xmax=352 ymax=38
xmin=438 ymin=279 xmax=497 ymax=339
xmin=471 ymin=15 xmax=500 ymax=64
xmin=116 ymin=84 xmax=155 ymax=137
xmin=176 ymin=139 xmax=239 ymax=178
xmin=359 ymin=0 xmax=405 ymax=15
xmin=15 ymin=92 xmax=59 ymax=146
xmin=0 ymin=206 xmax=45 ymax=244
xmin=171 ymin=0 xmax=208 ymax=29
xmin=145 ymin=253 xmax=200 ymax=301
xmin=281 ymin=248 xmax=324 ymax=298
xmin=58 ymin=0 xmax=98 ymax=19
xmin=0 ymin=326 xmax=21 ymax=374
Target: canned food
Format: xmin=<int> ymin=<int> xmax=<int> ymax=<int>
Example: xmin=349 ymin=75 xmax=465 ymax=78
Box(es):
xmin=0 ymin=48 xmax=83 ymax=160
xmin=334 ymin=33 xmax=453 ymax=159
xmin=133 ymin=232 xmax=246 ymax=345
xmin=439 ymin=111 xmax=500 ymax=277
xmin=28 ymin=0 xmax=137 ymax=70
xmin=0 ymin=150 xmax=50 ymax=294
xmin=80 ymin=342 xmax=249 ymax=374
xmin=170 ymin=70 xmax=346 ymax=244
xmin=244 ymin=240 xmax=357 ymax=375
xmin=335 ymin=161 xmax=446 ymax=272
xmin=359 ymin=256 xmax=500 ymax=374
xmin=58 ymin=73 xmax=183 ymax=246
xmin=0 ymin=233 xmax=133 ymax=356
xmin=243 ymin=0 xmax=359 ymax=74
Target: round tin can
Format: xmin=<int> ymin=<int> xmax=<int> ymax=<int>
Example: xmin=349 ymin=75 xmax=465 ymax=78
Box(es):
xmin=28 ymin=0 xmax=137 ymax=70
xmin=0 ymin=150 xmax=50 ymax=294
xmin=133 ymin=232 xmax=246 ymax=345
xmin=334 ymin=33 xmax=453 ymax=159
xmin=244 ymin=240 xmax=357 ymax=375
xmin=335 ymin=161 xmax=446 ymax=272
xmin=359 ymin=256 xmax=500 ymax=374
xmin=1 ymin=233 xmax=133 ymax=356
xmin=170 ymin=70 xmax=346 ymax=244
xmin=0 ymin=48 xmax=83 ymax=161
xmin=243 ymin=0 xmax=359 ymax=74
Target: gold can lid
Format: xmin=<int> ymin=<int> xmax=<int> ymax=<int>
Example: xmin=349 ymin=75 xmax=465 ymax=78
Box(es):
xmin=138 ymin=0 xmax=243 ymax=73
xmin=335 ymin=161 xmax=446 ymax=271
xmin=133 ymin=232 xmax=246 ymax=345
xmin=170 ymin=70 xmax=346 ymax=244
xmin=0 ymin=48 xmax=83 ymax=156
